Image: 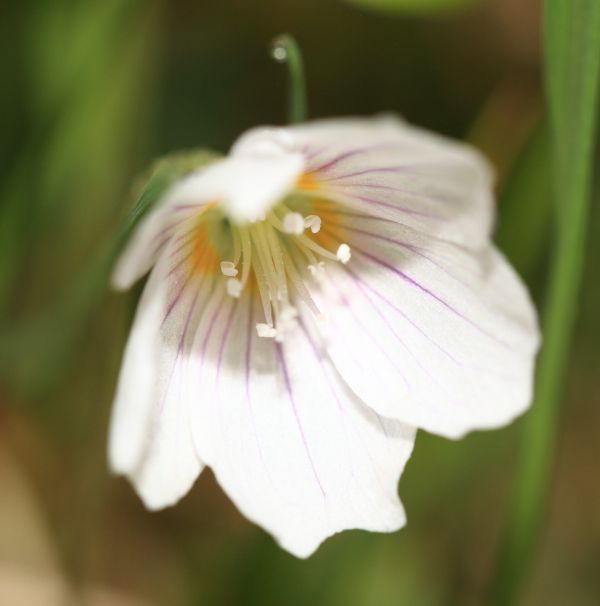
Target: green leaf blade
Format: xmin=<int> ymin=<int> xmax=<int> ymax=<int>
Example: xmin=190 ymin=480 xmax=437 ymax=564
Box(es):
xmin=490 ymin=0 xmax=600 ymax=603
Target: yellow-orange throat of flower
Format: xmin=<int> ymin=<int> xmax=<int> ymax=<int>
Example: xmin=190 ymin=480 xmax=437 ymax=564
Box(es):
xmin=186 ymin=178 xmax=350 ymax=341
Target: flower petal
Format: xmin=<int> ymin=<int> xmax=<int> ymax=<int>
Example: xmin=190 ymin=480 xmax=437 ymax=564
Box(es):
xmin=306 ymin=213 xmax=540 ymax=438
xmin=237 ymin=116 xmax=495 ymax=249
xmin=113 ymin=151 xmax=303 ymax=290
xmin=232 ymin=116 xmax=539 ymax=438
xmin=112 ymin=170 xmax=219 ymax=290
xmin=111 ymin=209 xmax=415 ymax=556
xmin=183 ymin=292 xmax=415 ymax=558
xmin=108 ymin=225 xmax=221 ymax=508
xmin=211 ymin=154 xmax=304 ymax=224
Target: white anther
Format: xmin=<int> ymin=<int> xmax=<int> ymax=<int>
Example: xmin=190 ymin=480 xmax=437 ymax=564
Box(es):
xmin=220 ymin=261 xmax=238 ymax=277
xmin=282 ymin=212 xmax=305 ymax=235
xmin=303 ymin=215 xmax=321 ymax=234
xmin=227 ymin=278 xmax=243 ymax=298
xmin=272 ymin=306 xmax=298 ymax=342
xmin=336 ymin=243 xmax=351 ymax=264
xmin=307 ymin=261 xmax=326 ymax=276
xmin=256 ymin=323 xmax=277 ymax=338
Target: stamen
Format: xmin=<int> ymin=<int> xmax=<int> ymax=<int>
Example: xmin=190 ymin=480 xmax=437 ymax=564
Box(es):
xmin=214 ymin=198 xmax=350 ymax=341
xmin=281 ymin=248 xmax=322 ymax=317
xmin=295 ymin=233 xmax=340 ymax=262
xmin=307 ymin=262 xmax=325 ymax=276
xmin=256 ymin=323 xmax=277 ymax=338
xmin=282 ymin=212 xmax=305 ymax=235
xmin=227 ymin=278 xmax=243 ymax=298
xmin=251 ymin=225 xmax=280 ymax=311
xmin=303 ymin=214 xmax=321 ymax=233
xmin=275 ymin=306 xmax=298 ymax=341
xmin=264 ymin=223 xmax=290 ymax=305
xmin=336 ymin=243 xmax=351 ymax=264
xmin=251 ymin=247 xmax=274 ymax=327
xmin=238 ymin=226 xmax=252 ymax=288
xmin=220 ymin=261 xmax=238 ymax=277
xmin=231 ymin=229 xmax=242 ymax=265
xmin=306 ymin=251 xmax=320 ymax=267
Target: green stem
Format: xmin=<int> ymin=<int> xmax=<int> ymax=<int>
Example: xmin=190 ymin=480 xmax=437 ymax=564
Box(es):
xmin=271 ymin=34 xmax=307 ymax=124
xmin=489 ymin=0 xmax=600 ymax=603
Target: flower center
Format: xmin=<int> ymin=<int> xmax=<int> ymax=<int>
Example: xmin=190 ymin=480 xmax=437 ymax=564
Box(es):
xmin=220 ymin=203 xmax=351 ymax=341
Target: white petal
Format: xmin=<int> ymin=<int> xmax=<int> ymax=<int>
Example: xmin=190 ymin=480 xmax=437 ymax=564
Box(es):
xmin=241 ymin=116 xmax=494 ymax=249
xmin=309 ymin=215 xmax=540 ymax=439
xmin=235 ymin=116 xmax=539 ymax=438
xmin=112 ymin=169 xmax=218 ymax=290
xmin=215 ymin=156 xmax=303 ymax=224
xmin=113 ymin=152 xmax=304 ymax=290
xmin=111 ymin=212 xmax=415 ymax=556
xmin=108 ymin=230 xmax=214 ymax=508
xmin=184 ymin=293 xmax=415 ymax=558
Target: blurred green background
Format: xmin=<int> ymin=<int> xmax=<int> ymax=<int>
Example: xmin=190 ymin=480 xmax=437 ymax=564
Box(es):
xmin=1 ymin=0 xmax=598 ymax=604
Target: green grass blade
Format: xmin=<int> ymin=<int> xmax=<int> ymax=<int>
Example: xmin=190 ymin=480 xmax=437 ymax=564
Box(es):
xmin=490 ymin=0 xmax=600 ymax=603
xmin=495 ymin=121 xmax=552 ymax=280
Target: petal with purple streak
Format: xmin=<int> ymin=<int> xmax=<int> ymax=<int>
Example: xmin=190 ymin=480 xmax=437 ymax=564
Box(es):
xmin=306 ymin=213 xmax=540 ymax=438
xmin=184 ymin=290 xmax=415 ymax=558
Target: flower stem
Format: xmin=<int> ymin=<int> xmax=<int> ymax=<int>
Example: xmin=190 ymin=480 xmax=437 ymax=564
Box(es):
xmin=489 ymin=0 xmax=600 ymax=603
xmin=271 ymin=34 xmax=307 ymax=124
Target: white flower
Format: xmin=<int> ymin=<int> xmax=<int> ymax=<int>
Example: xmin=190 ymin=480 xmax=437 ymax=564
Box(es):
xmin=108 ymin=116 xmax=540 ymax=558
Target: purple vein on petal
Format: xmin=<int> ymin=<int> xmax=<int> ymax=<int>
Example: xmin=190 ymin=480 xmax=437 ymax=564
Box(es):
xmin=317 ymin=208 xmax=398 ymax=224
xmin=352 ymin=246 xmax=510 ymax=348
xmin=342 ymin=192 xmax=439 ymax=219
xmin=344 ymin=267 xmax=459 ymax=402
xmin=161 ymin=279 xmax=190 ymax=327
xmin=333 ymin=181 xmax=455 ymax=206
xmin=319 ymin=187 xmax=440 ymax=219
xmin=303 ymin=143 xmax=333 ymax=162
xmin=309 ymin=142 xmax=398 ymax=174
xmin=276 ymin=344 xmax=327 ymax=500
xmin=199 ymin=290 xmax=228 ymax=362
xmin=339 ymin=224 xmax=473 ymax=290
xmin=318 ymin=165 xmax=419 ymax=182
xmin=298 ymin=318 xmax=398 ymax=500
xmin=166 ymin=233 xmax=212 ymax=282
xmin=172 ymin=203 xmax=206 ymax=212
xmin=344 ymin=265 xmax=462 ymax=366
xmin=151 ymin=214 xmax=193 ymax=247
xmin=297 ymin=318 xmax=344 ymax=417
xmin=322 ymin=280 xmax=411 ymax=392
xmin=335 ymin=188 xmax=448 ymax=219
xmin=166 ymin=251 xmax=194 ymax=279
xmin=215 ymin=298 xmax=237 ymax=389
xmin=157 ymin=286 xmax=201 ymax=414
xmin=298 ymin=318 xmax=376 ymax=497
xmin=168 ymin=230 xmax=197 ymax=261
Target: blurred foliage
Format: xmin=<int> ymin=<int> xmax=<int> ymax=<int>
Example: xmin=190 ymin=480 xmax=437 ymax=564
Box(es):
xmin=0 ymin=149 xmax=219 ymax=398
xmin=0 ymin=0 xmax=598 ymax=605
xmin=491 ymin=0 xmax=600 ymax=602
xmin=1 ymin=0 xmax=159 ymax=315
xmin=344 ymin=0 xmax=477 ymax=16
xmin=495 ymin=121 xmax=552 ymax=280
